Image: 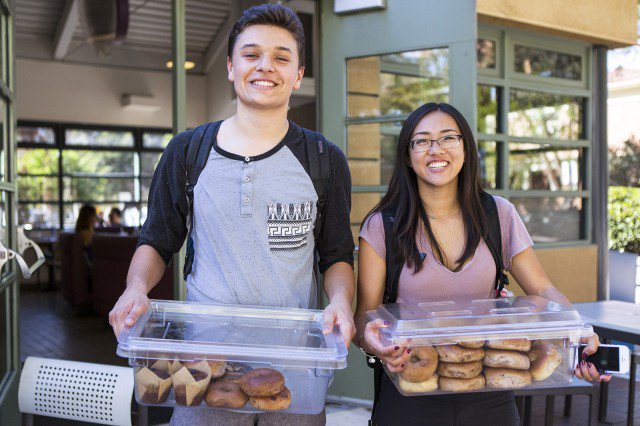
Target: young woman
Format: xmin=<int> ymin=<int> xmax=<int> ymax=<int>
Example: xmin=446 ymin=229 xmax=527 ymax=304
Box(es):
xmin=355 ymin=102 xmax=610 ymax=426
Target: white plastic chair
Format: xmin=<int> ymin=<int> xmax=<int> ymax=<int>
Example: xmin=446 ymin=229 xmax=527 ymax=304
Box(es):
xmin=19 ymin=357 xmax=136 ymax=426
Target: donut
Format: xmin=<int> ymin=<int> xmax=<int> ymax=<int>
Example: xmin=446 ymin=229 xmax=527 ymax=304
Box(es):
xmin=239 ymin=368 xmax=285 ymax=397
xmin=458 ymin=340 xmax=485 ymax=349
xmin=484 ymin=367 xmax=532 ymax=389
xmin=527 ymin=342 xmax=563 ymax=381
xmin=249 ymin=386 xmax=292 ymax=411
xmin=218 ymin=362 xmax=254 ymax=383
xmin=398 ymin=374 xmax=438 ymax=394
xmin=485 ymin=338 xmax=531 ymax=352
xmin=436 ymin=361 xmax=483 ymax=379
xmin=207 ymin=360 xmax=227 ymax=378
xmin=436 ymin=345 xmax=485 ymax=363
xmin=399 ymin=346 xmax=438 ymax=383
xmin=439 ymin=375 xmax=485 ymax=392
xmin=205 ymin=381 xmax=248 ymax=408
xmin=483 ymin=349 xmax=530 ymax=370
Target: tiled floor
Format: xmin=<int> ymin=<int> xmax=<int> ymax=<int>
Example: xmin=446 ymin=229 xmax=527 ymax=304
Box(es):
xmin=19 ymin=289 xmax=640 ymax=425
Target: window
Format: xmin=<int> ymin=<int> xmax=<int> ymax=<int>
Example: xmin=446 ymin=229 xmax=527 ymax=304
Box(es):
xmin=477 ymin=28 xmax=590 ymax=245
xmin=346 ymin=48 xmax=449 ymax=243
xmin=17 ymin=122 xmax=171 ymax=229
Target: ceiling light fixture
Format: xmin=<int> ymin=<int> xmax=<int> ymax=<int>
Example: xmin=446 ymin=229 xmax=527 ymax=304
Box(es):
xmin=166 ymin=60 xmax=196 ymax=70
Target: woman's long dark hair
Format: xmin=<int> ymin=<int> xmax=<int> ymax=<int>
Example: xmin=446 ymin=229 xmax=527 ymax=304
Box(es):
xmin=75 ymin=205 xmax=97 ymax=233
xmin=362 ymin=102 xmax=488 ymax=272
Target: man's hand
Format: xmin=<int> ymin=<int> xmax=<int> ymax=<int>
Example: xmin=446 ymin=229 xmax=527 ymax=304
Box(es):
xmin=322 ymin=300 xmax=356 ymax=348
xmin=108 ymin=287 xmax=150 ymax=337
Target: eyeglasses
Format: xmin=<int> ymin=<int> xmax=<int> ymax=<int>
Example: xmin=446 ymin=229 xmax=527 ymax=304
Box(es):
xmin=408 ymin=134 xmax=463 ymax=152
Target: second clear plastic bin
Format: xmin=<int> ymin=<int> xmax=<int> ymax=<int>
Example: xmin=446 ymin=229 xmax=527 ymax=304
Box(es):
xmin=366 ymin=296 xmax=594 ymax=395
xmin=117 ymin=300 xmax=347 ymax=414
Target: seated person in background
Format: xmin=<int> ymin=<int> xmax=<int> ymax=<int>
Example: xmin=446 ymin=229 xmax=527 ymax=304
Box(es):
xmin=108 ymin=207 xmax=123 ymax=226
xmin=75 ymin=204 xmax=97 ymax=291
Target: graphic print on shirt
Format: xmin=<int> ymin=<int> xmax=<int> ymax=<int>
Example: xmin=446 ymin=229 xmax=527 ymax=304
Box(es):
xmin=267 ymin=201 xmax=313 ymax=251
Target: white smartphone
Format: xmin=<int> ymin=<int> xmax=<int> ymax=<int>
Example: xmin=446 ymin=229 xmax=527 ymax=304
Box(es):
xmin=578 ymin=344 xmax=630 ymax=374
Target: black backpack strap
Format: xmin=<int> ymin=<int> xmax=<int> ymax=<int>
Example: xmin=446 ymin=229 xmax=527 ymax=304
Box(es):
xmin=183 ymin=121 xmax=221 ymax=279
xmin=480 ymin=190 xmax=510 ymax=298
xmin=302 ymin=128 xmax=330 ymax=242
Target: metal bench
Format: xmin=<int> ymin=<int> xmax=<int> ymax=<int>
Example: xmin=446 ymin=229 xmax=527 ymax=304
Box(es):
xmin=514 ymin=378 xmax=599 ymax=426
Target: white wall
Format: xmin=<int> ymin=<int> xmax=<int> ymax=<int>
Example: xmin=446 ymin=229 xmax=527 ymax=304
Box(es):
xmin=608 ymin=80 xmax=640 ymax=148
xmin=16 ymin=58 xmax=207 ymax=128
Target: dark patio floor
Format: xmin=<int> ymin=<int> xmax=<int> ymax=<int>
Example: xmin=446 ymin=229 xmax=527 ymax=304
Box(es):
xmin=19 ymin=288 xmax=640 ymax=426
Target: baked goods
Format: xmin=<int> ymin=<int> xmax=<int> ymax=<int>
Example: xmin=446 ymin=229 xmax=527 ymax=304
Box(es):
xmin=485 ymin=338 xmax=531 ymax=352
xmin=436 ymin=361 xmax=483 ymax=379
xmin=458 ymin=340 xmax=485 ymax=349
xmin=527 ymin=342 xmax=562 ymax=381
xmin=399 ymin=346 xmax=438 ymax=383
xmin=239 ymin=368 xmax=286 ymax=397
xmin=172 ymin=367 xmax=211 ymax=406
xmin=136 ymin=367 xmax=172 ymax=404
xmin=436 ymin=344 xmax=485 ymax=363
xmin=398 ymin=374 xmax=438 ymax=393
xmin=249 ymin=387 xmax=292 ymax=411
xmin=484 ymin=367 xmax=532 ymax=389
xmin=205 ymin=381 xmax=248 ymax=408
xmin=218 ymin=362 xmax=254 ymax=383
xmin=207 ymin=360 xmax=227 ymax=378
xmin=438 ymin=375 xmax=485 ymax=392
xmin=483 ymin=349 xmax=530 ymax=370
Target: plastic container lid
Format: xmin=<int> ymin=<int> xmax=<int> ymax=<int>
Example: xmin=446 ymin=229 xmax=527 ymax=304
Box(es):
xmin=117 ymin=300 xmax=348 ymax=370
xmin=367 ymin=296 xmax=593 ymax=346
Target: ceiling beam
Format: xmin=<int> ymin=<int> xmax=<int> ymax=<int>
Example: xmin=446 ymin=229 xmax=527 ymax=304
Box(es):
xmin=202 ymin=1 xmax=241 ymax=72
xmin=53 ymin=0 xmax=79 ymax=60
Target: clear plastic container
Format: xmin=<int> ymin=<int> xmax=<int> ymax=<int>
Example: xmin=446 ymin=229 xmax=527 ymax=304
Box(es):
xmin=366 ymin=296 xmax=594 ymax=395
xmin=117 ymin=300 xmax=347 ymax=414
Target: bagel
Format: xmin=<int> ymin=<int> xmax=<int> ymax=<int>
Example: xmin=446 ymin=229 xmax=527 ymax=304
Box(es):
xmin=458 ymin=340 xmax=485 ymax=349
xmin=439 ymin=375 xmax=485 ymax=392
xmin=483 ymin=349 xmax=530 ymax=370
xmin=485 ymin=338 xmax=531 ymax=352
xmin=527 ymin=342 xmax=563 ymax=381
xmin=436 ymin=345 xmax=485 ymax=363
xmin=399 ymin=346 xmax=438 ymax=383
xmin=205 ymin=381 xmax=248 ymax=408
xmin=484 ymin=367 xmax=532 ymax=389
xmin=249 ymin=386 xmax=292 ymax=411
xmin=239 ymin=368 xmax=285 ymax=397
xmin=436 ymin=361 xmax=483 ymax=379
xmin=398 ymin=374 xmax=438 ymax=394
xmin=218 ymin=362 xmax=254 ymax=383
xmin=207 ymin=360 xmax=227 ymax=378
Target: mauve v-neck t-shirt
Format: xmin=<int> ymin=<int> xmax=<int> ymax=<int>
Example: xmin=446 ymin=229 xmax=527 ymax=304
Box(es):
xmin=359 ymin=196 xmax=533 ymax=302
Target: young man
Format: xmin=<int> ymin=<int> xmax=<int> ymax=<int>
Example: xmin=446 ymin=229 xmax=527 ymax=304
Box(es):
xmin=109 ymin=4 xmax=355 ymax=425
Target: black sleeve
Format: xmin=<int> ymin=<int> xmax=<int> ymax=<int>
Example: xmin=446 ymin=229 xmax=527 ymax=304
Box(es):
xmin=317 ymin=141 xmax=355 ymax=273
xmin=137 ymin=129 xmax=193 ymax=265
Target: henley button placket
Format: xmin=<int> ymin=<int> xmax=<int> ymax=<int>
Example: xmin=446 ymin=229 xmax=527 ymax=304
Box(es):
xmin=241 ymin=160 xmax=255 ymax=217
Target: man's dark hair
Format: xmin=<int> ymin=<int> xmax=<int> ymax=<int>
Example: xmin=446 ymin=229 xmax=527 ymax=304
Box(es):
xmin=227 ymin=3 xmax=305 ymax=68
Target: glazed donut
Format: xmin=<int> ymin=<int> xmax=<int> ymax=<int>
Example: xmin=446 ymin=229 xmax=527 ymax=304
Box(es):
xmin=436 ymin=361 xmax=483 ymax=379
xmin=439 ymin=375 xmax=485 ymax=392
xmin=205 ymin=381 xmax=248 ymax=408
xmin=249 ymin=386 xmax=292 ymax=411
xmin=398 ymin=374 xmax=438 ymax=394
xmin=399 ymin=346 xmax=438 ymax=383
xmin=485 ymin=338 xmax=531 ymax=352
xmin=207 ymin=360 xmax=227 ymax=378
xmin=483 ymin=349 xmax=530 ymax=370
xmin=239 ymin=368 xmax=285 ymax=397
xmin=484 ymin=367 xmax=532 ymax=389
xmin=458 ymin=340 xmax=485 ymax=349
xmin=436 ymin=345 xmax=485 ymax=363
xmin=527 ymin=342 xmax=563 ymax=381
xmin=218 ymin=362 xmax=254 ymax=383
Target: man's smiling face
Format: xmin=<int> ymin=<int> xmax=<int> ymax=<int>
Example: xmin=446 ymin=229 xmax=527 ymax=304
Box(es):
xmin=227 ymin=24 xmax=304 ymax=111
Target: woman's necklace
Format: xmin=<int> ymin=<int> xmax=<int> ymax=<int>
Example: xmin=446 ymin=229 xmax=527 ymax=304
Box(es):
xmin=426 ymin=207 xmax=460 ymax=221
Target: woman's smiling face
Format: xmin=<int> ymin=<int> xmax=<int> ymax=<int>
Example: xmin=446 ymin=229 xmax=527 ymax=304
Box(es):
xmin=408 ymin=110 xmax=465 ymax=191
xmin=227 ymin=24 xmax=304 ymax=111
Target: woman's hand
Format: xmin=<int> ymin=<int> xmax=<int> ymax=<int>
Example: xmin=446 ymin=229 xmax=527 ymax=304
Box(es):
xmin=363 ymin=318 xmax=411 ymax=372
xmin=574 ymin=334 xmax=612 ymax=383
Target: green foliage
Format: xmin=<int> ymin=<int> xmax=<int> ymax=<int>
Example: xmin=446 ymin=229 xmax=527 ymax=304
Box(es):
xmin=609 ymin=137 xmax=640 ymax=187
xmin=608 ymin=186 xmax=640 ymax=254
